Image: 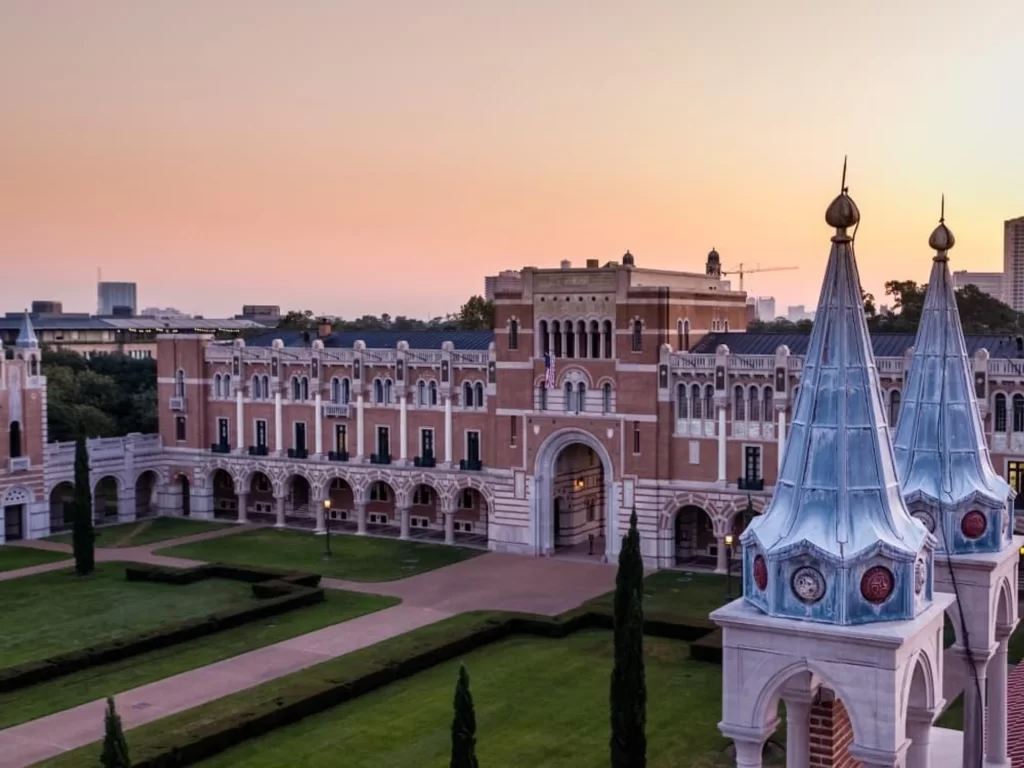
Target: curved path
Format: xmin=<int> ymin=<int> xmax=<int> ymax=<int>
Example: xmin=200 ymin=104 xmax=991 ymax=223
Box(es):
xmin=0 ymin=527 xmax=617 ymax=767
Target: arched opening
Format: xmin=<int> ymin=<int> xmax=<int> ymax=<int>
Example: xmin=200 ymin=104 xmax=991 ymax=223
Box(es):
xmin=211 ymin=469 xmax=238 ymax=520
xmin=178 ymin=475 xmax=191 ymax=517
xmin=366 ymin=479 xmax=396 ymax=531
xmin=286 ymin=475 xmax=312 ymax=526
xmin=9 ymin=420 xmax=22 ymax=459
xmin=551 ymin=442 xmax=606 ymax=555
xmin=673 ymin=505 xmax=715 ymax=567
xmin=2 ymin=490 xmax=28 ymax=541
xmin=325 ymin=477 xmax=356 ymax=529
xmin=134 ymin=470 xmax=159 ymax=519
xmin=452 ymin=486 xmax=488 ymax=547
xmin=93 ymin=476 xmax=120 ymax=521
xmin=49 ymin=482 xmax=75 ymax=532
xmin=408 ymin=482 xmax=441 ymax=540
xmin=248 ymin=471 xmax=275 ymax=523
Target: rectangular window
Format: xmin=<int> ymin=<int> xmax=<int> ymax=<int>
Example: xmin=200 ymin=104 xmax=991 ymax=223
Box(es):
xmin=175 ymin=416 xmax=186 ymax=442
xmin=413 ymin=486 xmax=432 ymax=505
xmin=539 ymin=386 xmax=548 ymax=411
xmin=255 ymin=419 xmax=267 ymax=449
xmin=294 ymin=422 xmax=307 ymax=452
xmin=370 ymin=481 xmax=389 ymax=502
xmin=510 ymin=415 xmax=517 ymax=447
xmin=744 ymin=446 xmax=762 ymax=482
xmin=688 ymin=440 xmax=700 ymax=465
xmin=508 ymin=320 xmax=518 ymax=350
xmin=421 ymin=428 xmax=434 ymax=458
xmin=1008 ymin=461 xmax=1024 ymax=510
xmin=459 ymin=488 xmax=474 ymax=509
xmin=335 ymin=424 xmax=347 ymax=453
xmin=632 ymin=421 xmax=641 ymax=454
xmin=466 ymin=430 xmax=481 ymax=464
xmin=217 ymin=418 xmax=229 ymax=446
xmin=377 ymin=426 xmax=390 ymax=458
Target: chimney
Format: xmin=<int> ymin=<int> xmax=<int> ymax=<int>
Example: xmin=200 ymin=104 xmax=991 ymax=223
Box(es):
xmin=318 ymin=319 xmax=333 ymax=339
xmin=560 ymin=259 xmax=572 ymax=270
xmin=586 ymin=259 xmax=599 ymax=268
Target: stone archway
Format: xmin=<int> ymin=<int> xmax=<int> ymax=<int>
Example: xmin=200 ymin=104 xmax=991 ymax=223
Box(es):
xmin=134 ymin=470 xmax=159 ymax=519
xmin=49 ymin=482 xmax=75 ymax=532
xmin=532 ymin=428 xmax=617 ymax=560
xmin=673 ymin=504 xmax=716 ymax=567
xmin=93 ymin=476 xmax=120 ymax=521
xmin=210 ymin=469 xmax=238 ymax=520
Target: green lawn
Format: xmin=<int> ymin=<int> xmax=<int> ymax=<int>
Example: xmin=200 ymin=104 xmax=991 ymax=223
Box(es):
xmin=0 ymin=563 xmax=259 ymax=667
xmin=46 ymin=517 xmax=233 ymax=549
xmin=156 ymin=528 xmax=481 ymax=582
xmin=0 ymin=589 xmax=397 ymax=729
xmin=0 ymin=545 xmax=70 ymax=572
xmin=585 ymin=570 xmax=732 ymax=623
xmin=197 ymin=631 xmax=732 ymax=768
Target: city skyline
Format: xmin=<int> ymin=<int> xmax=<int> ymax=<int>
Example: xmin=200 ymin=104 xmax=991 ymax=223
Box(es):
xmin=2 ymin=0 xmax=1022 ymax=318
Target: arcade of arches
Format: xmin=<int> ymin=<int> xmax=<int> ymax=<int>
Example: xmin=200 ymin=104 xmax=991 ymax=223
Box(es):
xmin=552 ymin=442 xmax=605 ymax=552
xmin=673 ymin=503 xmax=757 ymax=572
xmin=47 ymin=470 xmax=161 ymax=531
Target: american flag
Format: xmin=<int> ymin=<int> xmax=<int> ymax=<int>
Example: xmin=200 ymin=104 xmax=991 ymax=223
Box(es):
xmin=543 ymin=353 xmax=556 ymax=389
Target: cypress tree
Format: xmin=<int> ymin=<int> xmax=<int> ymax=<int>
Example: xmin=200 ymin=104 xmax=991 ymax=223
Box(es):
xmin=451 ymin=664 xmax=479 ymax=768
xmin=72 ymin=434 xmax=95 ymax=576
xmin=100 ymin=696 xmax=130 ymax=768
xmin=610 ymin=507 xmax=646 ymax=768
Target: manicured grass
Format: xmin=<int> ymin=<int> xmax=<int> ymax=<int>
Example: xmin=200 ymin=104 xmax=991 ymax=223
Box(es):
xmin=198 ymin=630 xmax=732 ymax=768
xmin=46 ymin=517 xmax=233 ymax=548
xmin=0 ymin=589 xmax=398 ymax=729
xmin=0 ymin=545 xmax=70 ymax=572
xmin=585 ymin=569 xmax=732 ymax=623
xmin=156 ymin=528 xmax=481 ymax=582
xmin=0 ymin=563 xmax=259 ymax=667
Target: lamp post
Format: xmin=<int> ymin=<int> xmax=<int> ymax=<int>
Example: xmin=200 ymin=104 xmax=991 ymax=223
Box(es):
xmin=322 ymin=498 xmax=332 ymax=559
xmin=724 ymin=533 xmax=735 ymax=598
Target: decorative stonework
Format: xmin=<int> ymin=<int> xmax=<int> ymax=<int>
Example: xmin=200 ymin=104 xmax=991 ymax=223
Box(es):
xmin=752 ymin=555 xmax=768 ymax=591
xmin=860 ymin=566 xmax=895 ymax=605
xmin=914 ymin=558 xmax=926 ymax=595
xmin=791 ymin=566 xmax=826 ymax=604
xmin=961 ymin=510 xmax=986 ymax=539
xmin=913 ymin=510 xmax=935 ymax=533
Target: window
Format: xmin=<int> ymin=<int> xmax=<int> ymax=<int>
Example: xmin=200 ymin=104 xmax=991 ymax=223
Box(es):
xmin=175 ymin=416 xmax=186 ymax=441
xmin=459 ymin=488 xmax=475 ymax=509
xmin=538 ymin=385 xmax=548 ymax=411
xmin=691 ymin=383 xmax=702 ymax=420
xmin=341 ymin=377 xmax=350 ymax=404
xmin=377 ymin=426 xmax=391 ymax=458
xmin=8 ymin=420 xmax=21 ymax=458
xmin=217 ymin=418 xmax=229 ymax=446
xmin=292 ymin=377 xmax=301 ymax=401
xmin=632 ymin=421 xmax=641 ymax=454
xmin=631 ymin=320 xmax=643 ymax=352
xmin=384 ymin=379 xmax=393 ymax=404
xmin=602 ymin=382 xmax=613 ymax=414
xmin=413 ymin=486 xmax=432 ymax=505
xmin=995 ymin=393 xmax=1007 ymax=432
xmin=224 ymin=374 xmax=232 ymax=397
xmin=724 ymin=320 xmax=730 ymax=331
xmin=334 ymin=424 xmax=347 ymax=453
xmin=417 ymin=380 xmax=427 ymax=406
xmin=510 ymin=416 xmax=517 ymax=447
xmin=374 ymin=378 xmax=384 ymax=404
xmin=683 ymin=319 xmax=690 ymax=350
xmin=255 ymin=473 xmax=271 ymax=493
xmin=509 ymin=319 xmax=519 ymax=350
xmin=214 ymin=374 xmax=223 ymax=398
xmin=566 ymin=323 xmax=576 ymax=358
xmin=688 ymin=440 xmax=700 ymax=465
xmin=552 ymin=321 xmax=563 ymax=357
xmin=466 ymin=430 xmax=481 ymax=464
xmin=421 ymin=427 xmax=435 ymax=457
xmin=602 ymin=320 xmax=613 ymax=358
xmin=474 ymin=381 xmax=484 ymax=407
xmin=261 ymin=375 xmax=270 ymax=399
xmin=590 ymin=321 xmax=600 ymax=358
xmin=744 ymin=446 xmax=762 ymax=482
xmin=175 ymin=369 xmax=185 ymax=397
xmin=429 ymin=381 xmax=438 ymax=405
xmin=331 ymin=377 xmax=342 ymax=404
xmin=463 ymin=381 xmax=474 ymax=407
xmin=539 ymin=320 xmax=550 ymax=356
xmin=370 ymin=481 xmax=390 ymax=502
xmin=763 ymin=387 xmax=774 ymax=421
xmin=748 ymin=385 xmax=760 ymax=422
xmin=1014 ymin=394 xmax=1024 ymax=433
xmin=294 ymin=422 xmax=307 ymax=451
xmin=889 ymin=390 xmax=902 ymax=428
xmin=704 ymin=384 xmax=714 ymax=416
xmin=256 ymin=419 xmax=268 ymax=449
xmin=564 ymin=382 xmax=574 ymax=413
xmin=733 ymin=385 xmax=746 ymax=421
xmin=676 ymin=383 xmax=688 ymax=419
xmin=677 ymin=320 xmax=684 ymax=350
xmin=576 ymin=382 xmax=586 ymax=413
xmin=252 ymin=375 xmax=262 ymax=400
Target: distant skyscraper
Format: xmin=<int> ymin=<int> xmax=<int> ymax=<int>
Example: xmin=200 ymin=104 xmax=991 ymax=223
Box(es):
xmin=1003 ymin=216 xmax=1024 ymax=311
xmin=952 ymin=270 xmax=1005 ymax=303
xmin=753 ymin=296 xmax=776 ymax=321
xmin=97 ymin=281 xmax=137 ymax=316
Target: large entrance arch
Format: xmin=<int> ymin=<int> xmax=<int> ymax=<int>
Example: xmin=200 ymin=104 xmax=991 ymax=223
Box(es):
xmin=533 ymin=428 xmax=617 ymax=560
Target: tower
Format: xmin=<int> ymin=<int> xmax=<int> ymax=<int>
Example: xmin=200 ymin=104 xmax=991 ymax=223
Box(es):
xmin=893 ymin=204 xmax=1022 ymax=767
xmin=712 ymin=177 xmax=951 ymax=768
xmin=706 ymin=248 xmax=721 ymax=278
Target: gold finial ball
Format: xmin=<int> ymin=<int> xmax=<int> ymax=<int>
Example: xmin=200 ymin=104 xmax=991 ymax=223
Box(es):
xmin=928 ymin=221 xmax=955 ymax=252
xmin=825 ymin=191 xmax=861 ymax=229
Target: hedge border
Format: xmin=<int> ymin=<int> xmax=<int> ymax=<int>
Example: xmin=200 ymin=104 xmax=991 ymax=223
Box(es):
xmin=124 ymin=609 xmax=720 ymax=768
xmin=0 ymin=562 xmax=324 ymax=694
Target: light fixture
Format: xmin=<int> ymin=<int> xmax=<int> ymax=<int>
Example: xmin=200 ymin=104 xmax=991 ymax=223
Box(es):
xmin=1019 ymin=545 xmax=1024 ymax=557
xmin=724 ymin=534 xmax=734 ymax=547
xmin=323 ymin=498 xmax=331 ymax=511
xmin=574 ymin=478 xmax=585 ymax=490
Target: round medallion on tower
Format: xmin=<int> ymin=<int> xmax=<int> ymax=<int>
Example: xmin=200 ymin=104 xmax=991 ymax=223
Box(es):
xmin=752 ymin=555 xmax=768 ymax=591
xmin=913 ymin=511 xmax=935 ymax=533
xmin=961 ymin=510 xmax=986 ymax=539
xmin=914 ymin=557 xmax=926 ymax=595
xmin=824 ymin=191 xmax=860 ymax=230
xmin=860 ymin=566 xmax=895 ymax=605
xmin=791 ymin=566 xmax=826 ymax=604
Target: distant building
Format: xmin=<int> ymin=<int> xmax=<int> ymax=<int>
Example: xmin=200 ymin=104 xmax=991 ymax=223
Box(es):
xmin=238 ymin=305 xmax=281 ymax=322
xmin=140 ymin=307 xmax=189 ymax=319
xmin=30 ymin=301 xmax=62 ymax=315
xmin=953 ymin=270 xmax=1005 ymax=302
xmin=786 ymin=304 xmax=814 ymax=323
xmin=1004 ymin=216 xmax=1024 ymax=312
xmin=97 ymin=281 xmax=137 ymax=316
xmin=484 ymin=271 xmax=522 ymax=300
xmin=752 ymin=296 xmax=776 ymax=321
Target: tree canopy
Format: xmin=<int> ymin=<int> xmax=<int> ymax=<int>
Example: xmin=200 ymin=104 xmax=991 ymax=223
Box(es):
xmin=277 ymin=295 xmax=495 ymax=333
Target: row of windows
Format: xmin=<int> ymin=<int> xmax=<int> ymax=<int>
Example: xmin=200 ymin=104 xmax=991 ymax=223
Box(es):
xmin=535 ymin=382 xmax=615 ymax=414
xmin=538 ymin=319 xmax=615 ymax=358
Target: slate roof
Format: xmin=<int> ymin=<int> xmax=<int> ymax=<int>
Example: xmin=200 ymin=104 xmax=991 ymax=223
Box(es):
xmin=689 ymin=331 xmax=1024 ymax=359
xmin=246 ymin=330 xmax=495 ymax=350
xmin=0 ymin=315 xmax=268 ymax=332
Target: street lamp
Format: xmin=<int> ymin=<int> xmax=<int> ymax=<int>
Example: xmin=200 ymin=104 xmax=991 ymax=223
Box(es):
xmin=322 ymin=498 xmax=332 ymax=559
xmin=724 ymin=533 xmax=735 ymax=598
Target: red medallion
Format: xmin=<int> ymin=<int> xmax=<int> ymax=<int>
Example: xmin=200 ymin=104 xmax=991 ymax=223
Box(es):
xmin=860 ymin=566 xmax=894 ymax=605
xmin=961 ymin=511 xmax=986 ymax=539
xmin=753 ymin=555 xmax=768 ymax=591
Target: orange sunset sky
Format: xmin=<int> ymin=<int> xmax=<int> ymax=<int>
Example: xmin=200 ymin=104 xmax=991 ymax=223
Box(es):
xmin=2 ymin=1 xmax=1022 ymax=320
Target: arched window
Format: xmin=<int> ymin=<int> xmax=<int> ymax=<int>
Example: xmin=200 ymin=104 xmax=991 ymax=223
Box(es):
xmin=704 ymin=384 xmax=714 ymax=417
xmin=300 ymin=377 xmax=309 ymax=401
xmin=677 ymin=320 xmax=684 ymax=350
xmin=733 ymin=385 xmax=746 ymax=421
xmin=384 ymin=379 xmax=393 ymax=404
xmin=463 ymin=381 xmax=473 ymax=407
xmin=9 ymin=420 xmax=21 ymax=459
xmin=748 ymin=385 xmax=760 ymax=422
xmin=602 ymin=320 xmax=613 ymax=358
xmin=552 ymin=321 xmax=563 ymax=357
xmin=589 ymin=321 xmax=600 ymax=358
xmin=564 ymin=381 xmax=574 ymax=412
xmin=565 ymin=322 xmax=576 ymax=358
xmin=341 ymin=377 xmax=350 ymax=404
xmin=724 ymin=320 xmax=730 ymax=331
xmin=676 ymin=383 xmax=688 ymax=419
xmin=538 ymin=385 xmax=548 ymax=411
xmin=214 ymin=374 xmax=222 ymax=398
xmin=417 ymin=380 xmax=427 ymax=406
xmin=691 ymin=383 xmax=703 ymax=419
xmin=576 ymin=320 xmax=586 ymax=359
xmin=995 ymin=393 xmax=1007 ymax=432
xmin=373 ymin=378 xmax=384 ymax=404
xmin=429 ymin=381 xmax=438 ymax=405
xmin=889 ymin=390 xmax=901 ymax=428
xmin=763 ymin=387 xmax=773 ymax=422
xmin=474 ymin=381 xmax=485 ymax=407
xmin=632 ymin=320 xmax=643 ymax=352
xmin=683 ymin=319 xmax=690 ymax=351
xmin=175 ymin=369 xmax=185 ymax=397
xmin=509 ymin=319 xmax=519 ymax=350
xmin=251 ymin=375 xmax=261 ymax=400
xmin=603 ymin=382 xmax=613 ymax=414
xmin=539 ymin=320 xmax=550 ymax=356
xmin=224 ymin=374 xmax=232 ymax=397
xmin=1013 ymin=394 xmax=1024 ymax=433
xmin=576 ymin=382 xmax=586 ymax=413
xmin=291 ymin=376 xmax=301 ymax=401
xmin=331 ymin=377 xmax=341 ymax=404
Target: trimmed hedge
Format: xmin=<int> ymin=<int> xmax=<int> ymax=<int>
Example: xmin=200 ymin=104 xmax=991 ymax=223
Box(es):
xmin=0 ymin=563 xmax=324 ymax=694
xmin=117 ymin=609 xmax=720 ymax=768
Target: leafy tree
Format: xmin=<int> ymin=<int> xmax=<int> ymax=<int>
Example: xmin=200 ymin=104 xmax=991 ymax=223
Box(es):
xmin=457 ymin=296 xmax=495 ymax=331
xmin=72 ymin=435 xmax=95 ymax=576
xmin=100 ymin=696 xmax=130 ymax=768
xmin=610 ymin=508 xmax=646 ymax=768
xmin=277 ymin=309 xmax=316 ymax=330
xmin=450 ymin=664 xmax=479 ymax=768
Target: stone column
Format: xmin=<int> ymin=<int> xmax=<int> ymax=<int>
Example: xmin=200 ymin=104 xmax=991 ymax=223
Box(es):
xmin=399 ymin=506 xmax=411 ymax=540
xmin=237 ymin=492 xmax=249 ymax=524
xmin=961 ymin=653 xmax=989 ymax=768
xmin=314 ymin=392 xmax=323 ymax=456
xmin=717 ymin=405 xmax=727 ymax=483
xmin=985 ymin=633 xmax=1011 ymax=767
xmin=274 ymin=392 xmax=283 ymax=453
xmin=399 ymin=394 xmax=408 ymax=463
xmin=733 ymin=740 xmax=764 ymax=768
xmin=275 ymin=495 xmax=285 ymax=528
xmin=444 ymin=395 xmax=453 ymax=466
xmin=777 ymin=407 xmax=786 ymax=473
xmin=715 ymin=538 xmax=728 ymax=574
xmin=355 ymin=501 xmax=367 ymax=535
xmin=906 ymin=708 xmax=933 ymax=768
xmin=236 ymin=388 xmax=245 ymax=452
xmin=444 ymin=510 xmax=455 ymax=545
xmin=315 ymin=499 xmax=326 ymax=534
xmin=117 ymin=490 xmax=137 ymax=524
xmin=783 ymin=694 xmax=812 ymax=768
xmin=356 ymin=393 xmax=365 ymax=460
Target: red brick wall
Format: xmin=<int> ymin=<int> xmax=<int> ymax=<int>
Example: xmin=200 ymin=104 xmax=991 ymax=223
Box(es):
xmin=809 ymin=694 xmax=861 ymax=767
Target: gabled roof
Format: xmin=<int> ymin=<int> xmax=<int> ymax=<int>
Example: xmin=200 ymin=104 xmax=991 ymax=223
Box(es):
xmin=689 ymin=331 xmax=1024 ymax=359
xmin=246 ymin=330 xmax=495 ymax=350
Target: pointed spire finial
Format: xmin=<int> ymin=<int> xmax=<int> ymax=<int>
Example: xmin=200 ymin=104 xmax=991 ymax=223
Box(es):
xmin=841 ymin=155 xmax=848 ymax=194
xmin=928 ymin=194 xmax=955 ymax=256
xmin=940 ymin=194 xmax=945 ymax=224
xmin=825 ymin=158 xmax=859 ymax=230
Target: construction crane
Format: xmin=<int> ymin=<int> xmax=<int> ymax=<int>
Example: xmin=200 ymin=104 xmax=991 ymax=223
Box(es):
xmin=721 ymin=263 xmax=799 ymax=292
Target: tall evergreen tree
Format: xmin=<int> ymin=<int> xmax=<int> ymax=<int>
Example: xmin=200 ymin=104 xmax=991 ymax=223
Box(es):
xmin=610 ymin=508 xmax=646 ymax=768
xmin=100 ymin=696 xmax=130 ymax=768
xmin=72 ymin=434 xmax=95 ymax=575
xmin=451 ymin=664 xmax=479 ymax=768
